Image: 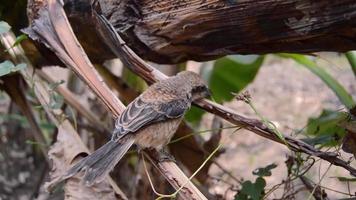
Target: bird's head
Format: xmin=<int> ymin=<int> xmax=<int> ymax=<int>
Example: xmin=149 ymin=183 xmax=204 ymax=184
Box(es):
xmin=176 ymin=71 xmax=211 ymax=101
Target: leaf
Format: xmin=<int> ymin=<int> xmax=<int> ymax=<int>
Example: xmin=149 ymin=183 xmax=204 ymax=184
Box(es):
xmin=45 ymin=121 xmax=118 ymax=199
xmin=345 ymin=51 xmax=356 ymax=77
xmin=49 ymin=92 xmax=64 ymax=110
xmin=236 ymin=177 xmax=266 ymax=200
xmin=0 ymin=21 xmax=10 ymax=34
xmin=0 ymin=60 xmax=14 ymax=77
xmin=253 ymin=163 xmax=277 ymax=177
xmin=49 ymin=80 xmax=65 ymax=90
xmin=280 ymin=53 xmax=355 ymax=109
xmin=11 ymin=63 xmax=26 ymax=72
xmin=0 ymin=61 xmax=26 ymax=77
xmin=336 ymin=177 xmax=356 ymax=182
xmin=209 ymin=55 xmax=264 ymax=103
xmin=305 ymin=110 xmax=348 ymax=146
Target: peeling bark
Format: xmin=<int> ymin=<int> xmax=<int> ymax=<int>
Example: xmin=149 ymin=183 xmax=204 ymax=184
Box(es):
xmin=64 ymin=0 xmax=356 ymax=63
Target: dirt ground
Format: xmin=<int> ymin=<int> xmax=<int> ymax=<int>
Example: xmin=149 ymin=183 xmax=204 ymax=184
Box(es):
xmin=208 ymin=54 xmax=356 ymax=199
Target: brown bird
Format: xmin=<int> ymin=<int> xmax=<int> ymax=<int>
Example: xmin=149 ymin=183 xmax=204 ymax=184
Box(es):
xmin=63 ymin=71 xmax=211 ymax=185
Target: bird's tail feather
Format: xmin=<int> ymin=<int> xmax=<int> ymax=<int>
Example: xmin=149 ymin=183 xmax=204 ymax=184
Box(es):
xmin=63 ymin=136 xmax=134 ymax=186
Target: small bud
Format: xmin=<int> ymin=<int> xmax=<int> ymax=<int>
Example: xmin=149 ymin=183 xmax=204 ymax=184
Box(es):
xmin=232 ymin=91 xmax=251 ymax=103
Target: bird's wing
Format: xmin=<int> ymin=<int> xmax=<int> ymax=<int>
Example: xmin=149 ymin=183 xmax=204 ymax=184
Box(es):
xmin=112 ymin=96 xmax=189 ymax=140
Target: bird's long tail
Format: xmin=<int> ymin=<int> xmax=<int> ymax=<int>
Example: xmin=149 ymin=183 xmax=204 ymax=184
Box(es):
xmin=63 ymin=136 xmax=135 ymax=186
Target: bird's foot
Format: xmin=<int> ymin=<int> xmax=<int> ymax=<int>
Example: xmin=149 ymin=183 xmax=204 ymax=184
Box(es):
xmin=158 ymin=149 xmax=176 ymax=163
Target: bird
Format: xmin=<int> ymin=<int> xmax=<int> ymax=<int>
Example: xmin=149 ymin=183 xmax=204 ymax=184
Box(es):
xmin=62 ymin=71 xmax=211 ymax=186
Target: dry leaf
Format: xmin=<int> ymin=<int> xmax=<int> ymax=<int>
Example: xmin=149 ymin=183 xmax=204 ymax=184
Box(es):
xmin=45 ymin=120 xmax=118 ymax=200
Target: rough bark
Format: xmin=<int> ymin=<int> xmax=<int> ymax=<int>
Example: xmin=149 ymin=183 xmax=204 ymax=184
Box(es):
xmin=66 ymin=0 xmax=356 ymax=64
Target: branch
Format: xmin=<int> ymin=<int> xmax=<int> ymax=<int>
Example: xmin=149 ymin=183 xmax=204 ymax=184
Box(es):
xmin=94 ymin=13 xmax=356 ymax=177
xmin=63 ymin=0 xmax=356 ymax=63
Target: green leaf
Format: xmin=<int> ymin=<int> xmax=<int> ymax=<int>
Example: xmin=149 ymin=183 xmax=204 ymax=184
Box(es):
xmin=336 ymin=177 xmax=356 ymax=182
xmin=302 ymin=135 xmax=337 ymax=146
xmin=304 ymin=109 xmax=348 ymax=146
xmin=210 ymin=55 xmax=264 ymax=103
xmin=345 ymin=51 xmax=356 ymax=77
xmin=252 ymin=163 xmax=277 ymax=177
xmin=11 ymin=63 xmax=26 ymax=72
xmin=0 ymin=21 xmax=10 ymax=34
xmin=49 ymin=93 xmax=64 ymax=110
xmin=0 ymin=61 xmax=26 ymax=77
xmin=49 ymin=80 xmax=65 ymax=90
xmin=236 ymin=177 xmax=266 ymax=200
xmin=0 ymin=60 xmax=14 ymax=76
xmin=280 ymin=53 xmax=355 ymax=109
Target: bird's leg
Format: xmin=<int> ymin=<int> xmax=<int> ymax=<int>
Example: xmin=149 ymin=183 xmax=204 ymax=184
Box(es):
xmin=142 ymin=147 xmax=176 ymax=163
xmin=158 ymin=148 xmax=176 ymax=163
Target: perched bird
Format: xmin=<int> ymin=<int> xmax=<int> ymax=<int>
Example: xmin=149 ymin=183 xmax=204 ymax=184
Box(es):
xmin=63 ymin=71 xmax=211 ymax=185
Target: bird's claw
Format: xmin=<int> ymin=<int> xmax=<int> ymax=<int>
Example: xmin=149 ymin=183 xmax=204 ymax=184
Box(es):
xmin=158 ymin=149 xmax=176 ymax=163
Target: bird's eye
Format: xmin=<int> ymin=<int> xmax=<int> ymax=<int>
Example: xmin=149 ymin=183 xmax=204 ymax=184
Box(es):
xmin=199 ymin=86 xmax=206 ymax=91
xmin=193 ymin=86 xmax=207 ymax=94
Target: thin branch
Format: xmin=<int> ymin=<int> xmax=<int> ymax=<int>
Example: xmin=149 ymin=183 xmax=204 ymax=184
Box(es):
xmin=94 ymin=13 xmax=356 ymax=177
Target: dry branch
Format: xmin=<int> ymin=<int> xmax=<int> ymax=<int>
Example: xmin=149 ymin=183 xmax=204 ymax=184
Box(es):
xmin=63 ymin=0 xmax=356 ymax=63
xmin=94 ymin=13 xmax=356 ymax=176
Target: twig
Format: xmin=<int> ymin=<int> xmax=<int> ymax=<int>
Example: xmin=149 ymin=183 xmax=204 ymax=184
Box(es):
xmin=300 ymin=176 xmax=329 ymax=200
xmin=93 ymin=13 xmax=356 ymax=177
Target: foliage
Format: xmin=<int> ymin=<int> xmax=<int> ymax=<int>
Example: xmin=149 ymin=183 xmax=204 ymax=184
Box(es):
xmin=345 ymin=51 xmax=356 ymax=76
xmin=235 ymin=163 xmax=276 ymax=200
xmin=48 ymin=80 xmax=65 ymax=109
xmin=280 ymin=53 xmax=355 ymax=109
xmin=235 ymin=177 xmax=266 ymax=200
xmin=252 ymin=163 xmax=277 ymax=177
xmin=0 ymin=60 xmax=26 ymax=77
xmin=0 ymin=21 xmax=11 ymax=34
xmin=303 ymin=109 xmax=349 ymax=146
xmin=209 ymin=55 xmax=264 ymax=103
